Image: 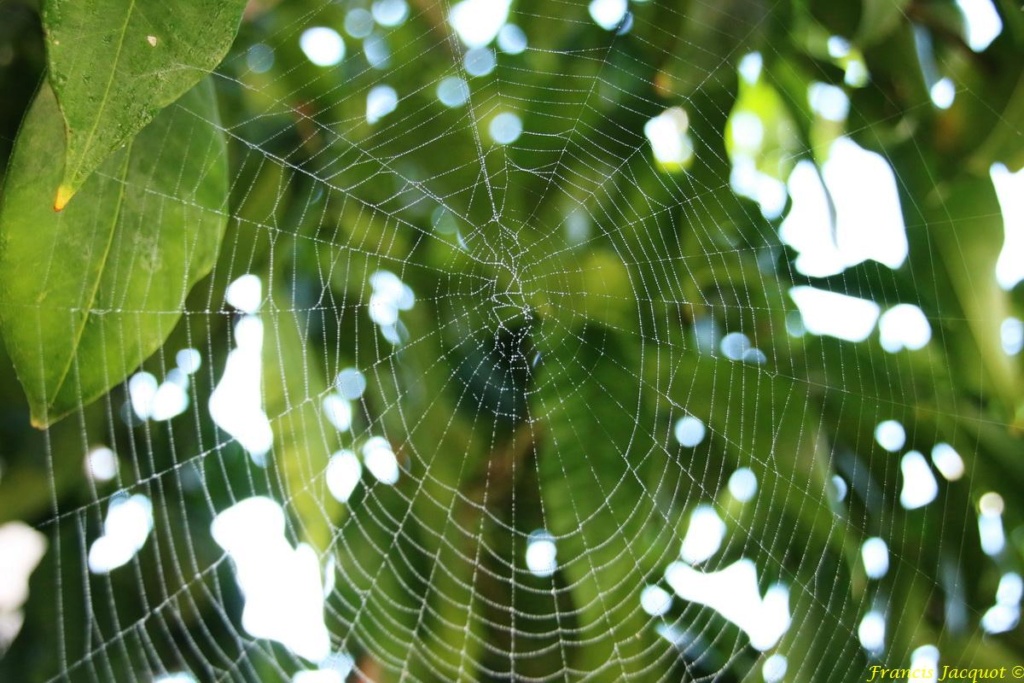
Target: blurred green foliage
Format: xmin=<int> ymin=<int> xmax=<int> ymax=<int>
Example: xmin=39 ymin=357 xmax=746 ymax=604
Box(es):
xmin=0 ymin=0 xmax=1022 ymax=681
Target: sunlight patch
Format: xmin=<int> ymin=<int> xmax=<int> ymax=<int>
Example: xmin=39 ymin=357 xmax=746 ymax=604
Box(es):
xmin=345 ymin=9 xmax=374 ymax=38
xmin=831 ymin=475 xmax=848 ymax=503
xmin=909 ymin=645 xmax=940 ymax=682
xmin=978 ymin=492 xmax=1006 ymax=556
xmin=176 ymin=348 xmax=202 ymax=374
xmin=489 ymin=112 xmax=522 ymax=145
xmin=738 ymin=52 xmax=763 ymax=84
xmin=728 ymin=468 xmax=758 ymax=503
xmin=720 ymin=332 xmax=751 ymax=360
xmin=788 ymin=286 xmax=880 ymax=342
xmin=86 ymin=445 xmax=118 ymax=482
xmin=781 ymin=139 xmax=908 ymax=278
xmin=900 ymin=451 xmax=938 ymax=509
xmin=299 ymin=27 xmax=345 ymax=67
xmin=955 ymin=0 xmax=1002 ymax=51
xmin=822 ymin=138 xmax=907 ymax=268
xmin=874 ymin=419 xmax=906 ymax=452
xmin=372 ymin=0 xmax=408 ymax=28
xmin=680 ymin=505 xmax=726 ymax=565
xmin=464 ymin=47 xmax=496 ymax=77
xmin=644 ymin=107 xmax=694 ymax=171
xmin=992 ymin=163 xmax=1024 ymax=290
xmin=368 ymin=270 xmax=415 ymax=343
xmin=762 ymin=654 xmax=787 ymax=683
xmin=88 ymin=494 xmax=154 ymax=574
xmin=0 ymin=522 xmax=46 ymax=651
xmin=437 ymin=76 xmax=470 ymax=107
xmin=526 ymin=530 xmax=558 ymax=578
xmin=129 ymin=349 xmax=199 ymax=424
xmin=322 ymin=394 xmax=353 ymax=432
xmin=858 ymin=609 xmax=885 ymax=654
xmin=210 ymin=310 xmax=273 ymax=464
xmin=366 ymin=85 xmax=398 ymax=124
xmin=565 ymin=208 xmax=591 ymax=244
xmin=362 ymin=436 xmax=400 ymax=485
xmin=247 ymin=44 xmax=274 ymax=73
xmin=931 ymin=443 xmax=965 ymax=481
xmin=930 ymin=78 xmax=955 ymax=109
xmin=293 ymin=652 xmax=356 ymax=683
xmin=808 ymin=82 xmax=849 ymax=122
xmin=497 ymin=24 xmax=527 ymax=54
xmin=154 ymin=674 xmax=198 ymax=683
xmin=673 ymin=415 xmax=706 ymax=448
xmin=335 ymin=368 xmax=367 ymax=400
xmin=128 ymin=371 xmax=158 ymax=420
xmin=326 ymin=450 xmax=362 ymax=503
xmin=150 ymin=368 xmax=190 ymax=421
xmin=211 ymin=497 xmax=330 ymax=663
xmin=860 ymin=537 xmax=889 ymax=579
xmin=665 ymin=559 xmax=791 ymax=651
xmin=364 ymin=33 xmax=390 ymax=69
xmin=640 ymin=584 xmax=672 ymax=616
xmin=226 ymin=274 xmax=263 ymax=314
xmin=1002 ymin=317 xmax=1023 ymax=356
xmin=589 ymin=0 xmax=627 ymax=30
xmin=878 ymin=304 xmax=931 ymax=353
xmin=449 ymin=0 xmax=511 ymax=48
xmin=982 ymin=572 xmax=1022 ymax=634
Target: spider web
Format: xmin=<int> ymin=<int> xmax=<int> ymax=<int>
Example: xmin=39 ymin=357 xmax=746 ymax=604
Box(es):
xmin=1 ymin=0 xmax=1023 ymax=681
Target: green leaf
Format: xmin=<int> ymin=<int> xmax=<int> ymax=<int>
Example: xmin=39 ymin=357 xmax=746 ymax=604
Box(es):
xmin=665 ymin=354 xmax=851 ymax=561
xmin=726 ymin=76 xmax=802 ymax=183
xmin=264 ymin=295 xmax=343 ymax=554
xmin=856 ymin=0 xmax=911 ymax=46
xmin=43 ymin=0 xmax=246 ymax=207
xmin=0 ymin=78 xmax=227 ymax=427
xmin=661 ymin=0 xmax=770 ymax=95
xmin=912 ymin=174 xmax=1022 ymax=415
xmin=532 ymin=326 xmax=677 ymax=680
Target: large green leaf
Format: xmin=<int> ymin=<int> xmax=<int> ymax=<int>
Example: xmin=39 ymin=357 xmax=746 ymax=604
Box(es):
xmin=0 ymin=78 xmax=227 ymax=426
xmin=911 ymin=174 xmax=1021 ymax=416
xmin=533 ymin=326 xmax=677 ymax=680
xmin=856 ymin=0 xmax=911 ymax=46
xmin=43 ymin=0 xmax=246 ymax=208
xmin=265 ymin=295 xmax=343 ymax=554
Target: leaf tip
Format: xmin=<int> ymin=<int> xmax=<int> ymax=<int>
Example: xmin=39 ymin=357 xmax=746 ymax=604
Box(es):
xmin=29 ymin=413 xmax=51 ymax=430
xmin=53 ymin=185 xmax=76 ymax=212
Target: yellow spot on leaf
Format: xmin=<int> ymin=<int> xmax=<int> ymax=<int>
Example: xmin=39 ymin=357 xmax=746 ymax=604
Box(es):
xmin=147 ymin=35 xmax=158 ymax=47
xmin=53 ymin=185 xmax=74 ymax=212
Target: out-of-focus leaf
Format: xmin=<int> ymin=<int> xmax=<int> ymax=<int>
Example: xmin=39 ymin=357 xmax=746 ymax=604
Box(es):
xmin=533 ymin=325 xmax=677 ymax=680
xmin=403 ymin=496 xmax=487 ymax=682
xmin=807 ymin=0 xmax=861 ymax=38
xmin=726 ymin=73 xmax=802 ymax=183
xmin=0 ymin=79 xmax=227 ymax=426
xmin=790 ymin=259 xmax=919 ymax=308
xmin=264 ymin=296 xmax=342 ymax=553
xmin=0 ymin=403 xmax=104 ymax=524
xmin=912 ymin=174 xmax=1021 ymax=416
xmin=661 ymin=0 xmax=771 ymax=96
xmin=887 ymin=3 xmax=1024 ymax=174
xmin=666 ymin=354 xmax=849 ymax=559
xmin=856 ymin=0 xmax=911 ymax=46
xmin=329 ymin=491 xmax=427 ymax=680
xmin=849 ymin=22 xmax=930 ymax=147
xmin=968 ymin=64 xmax=1024 ymax=173
xmin=538 ymin=249 xmax=635 ymax=333
xmin=43 ymin=0 xmax=246 ymax=207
